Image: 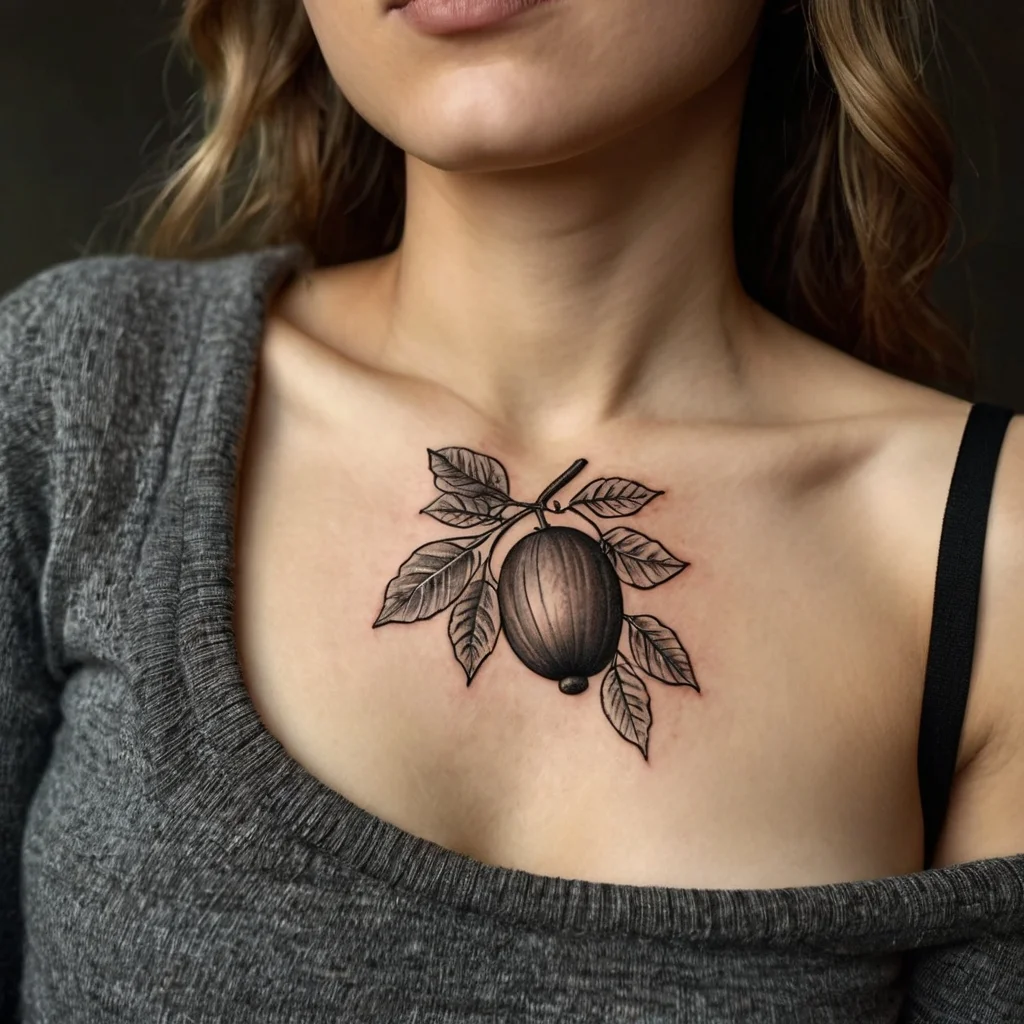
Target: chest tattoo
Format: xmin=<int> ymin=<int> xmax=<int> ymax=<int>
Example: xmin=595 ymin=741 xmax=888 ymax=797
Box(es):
xmin=373 ymin=447 xmax=700 ymax=760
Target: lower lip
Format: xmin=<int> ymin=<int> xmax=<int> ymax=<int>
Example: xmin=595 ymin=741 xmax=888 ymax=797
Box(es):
xmin=392 ymin=0 xmax=554 ymax=35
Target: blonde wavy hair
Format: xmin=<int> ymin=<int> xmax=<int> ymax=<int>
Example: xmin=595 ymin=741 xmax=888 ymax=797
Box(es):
xmin=127 ymin=0 xmax=972 ymax=393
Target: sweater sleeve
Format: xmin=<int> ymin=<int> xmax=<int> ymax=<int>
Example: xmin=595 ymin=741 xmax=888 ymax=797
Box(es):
xmin=900 ymin=933 xmax=1024 ymax=1022
xmin=0 ymin=268 xmax=64 ymax=1021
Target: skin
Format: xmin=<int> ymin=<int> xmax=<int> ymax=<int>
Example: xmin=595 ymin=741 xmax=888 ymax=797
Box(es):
xmin=230 ymin=0 xmax=1024 ymax=889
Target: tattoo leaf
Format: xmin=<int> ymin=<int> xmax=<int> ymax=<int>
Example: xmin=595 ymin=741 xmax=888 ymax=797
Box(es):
xmin=568 ymin=477 xmax=663 ymax=518
xmin=626 ymin=615 xmax=699 ymax=690
xmin=428 ymin=447 xmax=510 ymax=501
xmin=374 ymin=536 xmax=483 ymax=626
xmin=601 ymin=527 xmax=688 ymax=589
xmin=448 ymin=576 xmax=501 ymax=683
xmin=422 ymin=492 xmax=507 ymax=528
xmin=599 ymin=654 xmax=652 ymax=760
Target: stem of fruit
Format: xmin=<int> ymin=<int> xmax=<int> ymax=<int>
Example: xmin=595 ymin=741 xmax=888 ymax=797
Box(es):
xmin=535 ymin=458 xmax=588 ymax=508
xmin=532 ymin=459 xmax=586 ymax=529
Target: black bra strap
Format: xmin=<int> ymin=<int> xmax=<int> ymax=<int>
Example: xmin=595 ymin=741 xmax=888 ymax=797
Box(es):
xmin=919 ymin=401 xmax=1015 ymax=868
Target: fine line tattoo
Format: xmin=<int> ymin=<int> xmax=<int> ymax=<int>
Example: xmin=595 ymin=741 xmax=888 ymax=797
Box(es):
xmin=373 ymin=447 xmax=701 ymax=760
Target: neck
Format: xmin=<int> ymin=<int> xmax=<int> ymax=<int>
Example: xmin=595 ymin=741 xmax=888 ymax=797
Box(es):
xmin=375 ymin=54 xmax=761 ymax=440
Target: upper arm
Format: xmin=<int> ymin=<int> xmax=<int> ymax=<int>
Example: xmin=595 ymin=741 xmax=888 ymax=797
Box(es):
xmin=0 ymin=254 xmax=147 ymax=1014
xmin=0 ymin=265 xmax=65 ymax=1018
xmin=933 ymin=412 xmax=1024 ymax=869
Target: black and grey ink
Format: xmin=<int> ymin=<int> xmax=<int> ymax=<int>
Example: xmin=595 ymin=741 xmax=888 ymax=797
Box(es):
xmin=497 ymin=525 xmax=622 ymax=697
xmin=373 ymin=447 xmax=700 ymax=759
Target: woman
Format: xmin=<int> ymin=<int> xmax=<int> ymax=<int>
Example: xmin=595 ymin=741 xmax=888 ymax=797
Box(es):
xmin=1 ymin=0 xmax=1022 ymax=1019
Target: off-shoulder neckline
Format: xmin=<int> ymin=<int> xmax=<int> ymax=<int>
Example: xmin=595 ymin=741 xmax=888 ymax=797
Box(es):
xmin=166 ymin=242 xmax=1024 ymax=950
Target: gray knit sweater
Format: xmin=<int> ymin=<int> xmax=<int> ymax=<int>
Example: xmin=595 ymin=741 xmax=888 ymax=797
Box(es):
xmin=1 ymin=244 xmax=1023 ymax=1024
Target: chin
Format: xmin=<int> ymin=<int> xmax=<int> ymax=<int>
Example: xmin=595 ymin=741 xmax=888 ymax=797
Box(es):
xmin=385 ymin=81 xmax=660 ymax=175
xmin=398 ymin=119 xmax=588 ymax=174
xmin=381 ymin=77 xmax=571 ymax=171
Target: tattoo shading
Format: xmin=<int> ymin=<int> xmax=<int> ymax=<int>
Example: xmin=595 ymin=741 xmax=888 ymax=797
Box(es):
xmin=373 ymin=447 xmax=700 ymax=760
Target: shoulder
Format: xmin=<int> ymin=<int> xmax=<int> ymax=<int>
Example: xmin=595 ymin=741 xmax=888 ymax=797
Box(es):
xmin=0 ymin=243 xmax=305 ymax=501
xmin=0 ymin=246 xmax=294 ymax=377
xmin=846 ymin=375 xmax=1024 ymax=867
xmin=0 ymin=244 xmax=307 ymax=434
xmin=0 ymin=252 xmax=197 ymax=426
xmin=0 ymin=245 xmax=307 ymax=653
xmin=0 ymin=253 xmax=204 ymax=581
xmin=1 ymin=250 xmax=190 ymax=351
xmin=767 ymin=321 xmax=1024 ymax=862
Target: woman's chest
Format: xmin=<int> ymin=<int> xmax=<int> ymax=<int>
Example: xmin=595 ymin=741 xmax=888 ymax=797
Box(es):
xmin=230 ymin=353 xmax=933 ymax=890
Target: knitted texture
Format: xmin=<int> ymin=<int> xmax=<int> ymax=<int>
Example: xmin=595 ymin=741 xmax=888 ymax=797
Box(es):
xmin=1 ymin=246 xmax=1022 ymax=1023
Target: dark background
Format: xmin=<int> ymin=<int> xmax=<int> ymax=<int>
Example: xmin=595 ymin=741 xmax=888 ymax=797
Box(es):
xmin=1 ymin=1 xmax=1021 ymax=406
